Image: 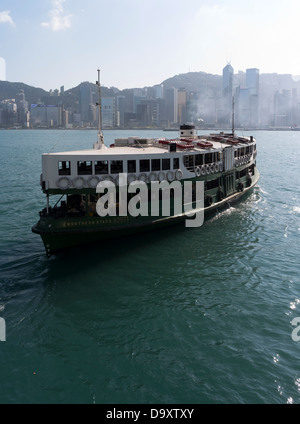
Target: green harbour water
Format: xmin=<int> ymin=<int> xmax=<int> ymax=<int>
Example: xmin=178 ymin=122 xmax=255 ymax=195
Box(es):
xmin=0 ymin=129 xmax=300 ymax=404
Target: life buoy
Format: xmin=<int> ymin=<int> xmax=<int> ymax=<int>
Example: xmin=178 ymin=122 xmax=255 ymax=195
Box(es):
xmin=175 ymin=169 xmax=183 ymax=180
xmin=158 ymin=171 xmax=166 ymax=182
xmin=149 ymin=172 xmax=157 ymax=182
xmin=201 ymin=165 xmax=206 ymax=175
xmin=56 ymin=177 xmax=71 ymax=190
xmin=100 ymin=175 xmax=115 ymax=183
xmin=214 ymin=163 xmax=219 ymax=173
xmin=195 ymin=166 xmax=201 ymax=177
xmin=138 ymin=173 xmax=148 ymax=183
xmin=88 ymin=175 xmax=100 ymax=188
xmin=167 ymin=170 xmax=175 ymax=181
xmin=73 ymin=176 xmax=85 ymax=189
xmin=210 ymin=164 xmax=215 ymax=174
xmin=206 ymin=164 xmax=211 ymax=175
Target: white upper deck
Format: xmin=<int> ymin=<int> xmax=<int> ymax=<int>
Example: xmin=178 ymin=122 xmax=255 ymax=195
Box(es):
xmin=40 ymin=129 xmax=257 ymax=191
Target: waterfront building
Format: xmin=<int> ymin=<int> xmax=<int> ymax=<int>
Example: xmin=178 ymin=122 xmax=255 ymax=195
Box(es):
xmin=16 ymin=90 xmax=29 ymax=128
xmin=102 ymin=97 xmax=115 ymax=128
xmin=165 ymin=87 xmax=178 ymax=126
xmin=30 ymin=104 xmax=62 ymax=128
xmin=116 ymin=96 xmax=125 ymax=127
xmin=222 ymin=63 xmax=234 ymax=124
xmin=178 ymin=88 xmax=187 ymax=125
xmin=80 ymin=83 xmax=92 ymax=124
xmin=274 ymin=89 xmax=292 ymax=127
xmin=246 ymin=68 xmax=260 ymax=127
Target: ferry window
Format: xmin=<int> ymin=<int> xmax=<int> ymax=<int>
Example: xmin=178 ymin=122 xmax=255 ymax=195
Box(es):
xmin=58 ymin=161 xmax=71 ymax=176
xmin=162 ymin=158 xmax=170 ymax=170
xmin=95 ymin=160 xmax=109 ymax=175
xmin=78 ymin=161 xmax=92 ymax=175
xmin=127 ymin=160 xmax=136 ymax=173
xmin=195 ymin=154 xmax=203 ymax=166
xmin=205 ymin=154 xmax=213 ymax=164
xmin=111 ymin=160 xmax=123 ymax=174
xmin=140 ymin=159 xmax=150 ymax=172
xmin=151 ymin=159 xmax=160 ymax=171
xmin=184 ymin=155 xmax=194 ymax=168
xmin=173 ymin=158 xmax=179 ymax=170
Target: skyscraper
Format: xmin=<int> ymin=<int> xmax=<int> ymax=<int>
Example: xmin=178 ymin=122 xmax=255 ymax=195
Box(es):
xmin=223 ymin=63 xmax=234 ymax=108
xmin=222 ymin=63 xmax=234 ymax=125
xmin=246 ymin=68 xmax=260 ymax=127
xmin=246 ymin=68 xmax=259 ymax=96
xmin=166 ymin=87 xmax=178 ymax=125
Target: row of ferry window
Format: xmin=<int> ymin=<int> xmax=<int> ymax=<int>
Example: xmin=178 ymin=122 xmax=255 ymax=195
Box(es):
xmin=184 ymin=152 xmax=221 ymax=168
xmin=235 ymin=145 xmax=256 ymax=157
xmin=58 ymin=158 xmax=181 ymax=176
xmin=58 ymin=150 xmax=230 ymax=176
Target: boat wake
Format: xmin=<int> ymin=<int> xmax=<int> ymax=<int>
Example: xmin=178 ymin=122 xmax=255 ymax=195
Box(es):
xmin=210 ymin=205 xmax=236 ymax=222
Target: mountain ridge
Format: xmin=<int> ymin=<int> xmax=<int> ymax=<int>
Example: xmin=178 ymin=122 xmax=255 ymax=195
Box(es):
xmin=1 ymin=71 xmax=300 ymax=105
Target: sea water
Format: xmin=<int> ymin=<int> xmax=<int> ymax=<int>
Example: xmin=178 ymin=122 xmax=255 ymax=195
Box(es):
xmin=0 ymin=129 xmax=299 ymax=404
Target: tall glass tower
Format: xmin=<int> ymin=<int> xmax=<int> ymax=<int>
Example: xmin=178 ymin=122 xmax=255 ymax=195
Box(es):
xmin=222 ymin=64 xmax=234 ymax=109
xmin=246 ymin=68 xmax=260 ymax=127
xmin=246 ymin=68 xmax=259 ymax=95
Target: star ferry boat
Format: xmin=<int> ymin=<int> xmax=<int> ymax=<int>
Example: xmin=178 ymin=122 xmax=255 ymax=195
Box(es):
xmin=32 ymin=73 xmax=259 ymax=257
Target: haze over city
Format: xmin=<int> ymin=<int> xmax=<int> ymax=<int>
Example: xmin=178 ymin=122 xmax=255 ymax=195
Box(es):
xmin=1 ymin=0 xmax=300 ymax=91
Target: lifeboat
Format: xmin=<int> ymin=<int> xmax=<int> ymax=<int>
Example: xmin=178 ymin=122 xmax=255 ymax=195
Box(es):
xmin=180 ymin=138 xmax=194 ymax=143
xmin=197 ymin=141 xmax=213 ymax=148
xmin=225 ymin=138 xmax=240 ymax=145
xmin=176 ymin=142 xmax=194 ymax=150
xmin=158 ymin=139 xmax=170 ymax=145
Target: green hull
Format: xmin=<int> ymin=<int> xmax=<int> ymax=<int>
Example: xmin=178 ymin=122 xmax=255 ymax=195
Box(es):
xmin=32 ymin=170 xmax=259 ymax=257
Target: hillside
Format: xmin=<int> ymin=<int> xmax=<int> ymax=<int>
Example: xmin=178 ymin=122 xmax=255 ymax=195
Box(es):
xmin=2 ymin=71 xmax=300 ymax=108
xmin=0 ymin=80 xmax=121 ymax=108
xmin=0 ymin=81 xmax=48 ymax=105
xmin=161 ymin=71 xmax=222 ymax=96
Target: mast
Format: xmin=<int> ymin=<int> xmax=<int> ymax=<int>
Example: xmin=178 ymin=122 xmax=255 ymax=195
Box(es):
xmin=96 ymin=68 xmax=104 ymax=148
xmin=232 ymin=96 xmax=235 ymax=136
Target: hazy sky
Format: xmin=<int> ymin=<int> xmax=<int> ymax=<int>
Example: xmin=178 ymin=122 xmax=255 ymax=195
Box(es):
xmin=1 ymin=0 xmax=300 ymax=91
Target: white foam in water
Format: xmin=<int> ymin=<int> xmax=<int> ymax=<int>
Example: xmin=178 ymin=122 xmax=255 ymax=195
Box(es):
xmin=211 ymin=205 xmax=236 ymax=222
xmin=292 ymin=206 xmax=300 ymax=213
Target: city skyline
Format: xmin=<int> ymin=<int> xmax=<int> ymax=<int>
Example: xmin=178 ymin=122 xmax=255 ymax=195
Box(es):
xmin=2 ymin=64 xmax=300 ymax=130
xmin=1 ymin=0 xmax=300 ymax=91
